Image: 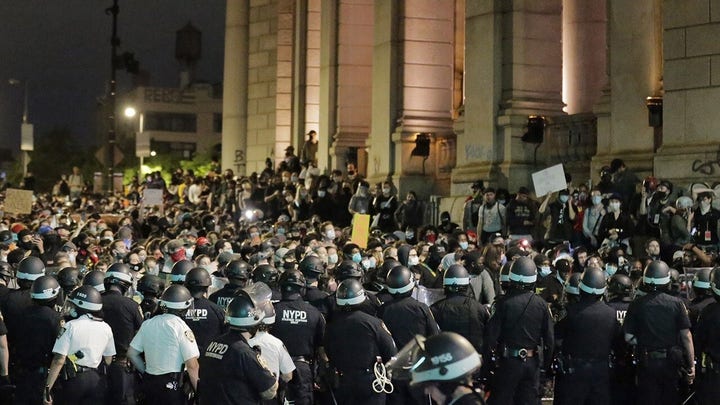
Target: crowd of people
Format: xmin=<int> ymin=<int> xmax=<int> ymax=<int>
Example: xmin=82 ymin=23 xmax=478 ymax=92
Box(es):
xmin=0 ymin=155 xmax=718 ymax=404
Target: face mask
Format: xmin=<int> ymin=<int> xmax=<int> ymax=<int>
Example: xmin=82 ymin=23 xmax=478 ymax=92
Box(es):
xmin=605 ymin=264 xmax=617 ymax=276
xmin=277 ymin=227 xmax=286 ymax=235
xmin=382 ymin=188 xmax=391 ymax=195
xmin=366 ymin=257 xmax=377 ymax=269
xmin=69 ymin=252 xmax=77 ymax=266
xmin=250 ymin=232 xmax=259 ymax=239
xmin=408 ymin=256 xmax=419 ymax=266
xmin=578 ymin=192 xmax=587 ymax=201
xmin=655 ymin=191 xmax=667 ymax=200
xmin=539 ymin=265 xmax=551 ymax=277
xmin=318 ymin=190 xmax=326 ymax=198
xmin=185 ymin=247 xmax=195 ymax=259
xmin=405 ymin=231 xmax=414 ymax=240
xmin=459 ymin=241 xmax=469 ymax=250
xmin=170 ymin=250 xmax=185 ymax=262
xmin=591 ymin=195 xmax=603 ymax=205
xmin=328 ymin=253 xmax=338 ymax=265
xmin=498 ymin=199 xmax=506 ymax=205
xmin=559 ymin=195 xmax=569 ymax=204
xmin=291 ymin=175 xmax=298 ymax=183
xmin=609 ymin=202 xmax=621 ymax=212
xmin=326 ymin=230 xmax=336 ymax=240
xmin=426 ymin=234 xmax=436 ymax=244
xmin=701 ymin=200 xmax=711 ymax=212
xmin=352 ymin=252 xmax=362 ymax=263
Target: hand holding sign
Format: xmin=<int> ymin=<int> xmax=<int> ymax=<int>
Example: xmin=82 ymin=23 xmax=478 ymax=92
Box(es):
xmin=532 ymin=164 xmax=567 ymax=197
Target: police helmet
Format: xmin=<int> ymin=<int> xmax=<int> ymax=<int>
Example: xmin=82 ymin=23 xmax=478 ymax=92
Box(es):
xmin=0 ymin=261 xmax=12 ymax=279
xmin=82 ymin=270 xmax=106 ymax=293
xmin=30 ymin=275 xmax=61 ymax=301
xmin=170 ymin=259 xmax=194 ymax=283
xmin=508 ymin=256 xmax=537 ymax=287
xmin=260 ymin=300 xmax=276 ymax=325
xmin=643 ymin=260 xmax=671 ymax=291
xmin=299 ymin=255 xmax=324 ymax=279
xmin=500 ymin=261 xmax=512 ymax=285
xmin=279 ymin=269 xmax=306 ymax=292
xmin=564 ymin=273 xmax=582 ymax=296
xmin=105 ymin=263 xmax=134 ymax=287
xmin=608 ymin=273 xmax=634 ymax=301
xmin=17 ymin=256 xmax=45 ymax=281
xmin=226 ymin=290 xmax=264 ymax=328
xmin=669 ymin=268 xmax=681 ymax=294
xmin=579 ymin=267 xmax=607 ymax=296
xmin=0 ymin=230 xmax=12 ymax=247
xmin=6 ymin=248 xmax=27 ymax=267
xmin=137 ymin=274 xmax=164 ymax=296
xmin=693 ymin=268 xmax=712 ymax=291
xmin=443 ymin=264 xmax=470 ymax=288
xmin=252 ymin=264 xmax=279 ymax=286
xmin=185 ymin=267 xmax=211 ymax=288
xmin=226 ymin=260 xmax=250 ymax=281
xmin=56 ymin=267 xmax=80 ymax=291
xmin=159 ymin=284 xmax=194 ymax=311
xmin=201 ymin=214 xmax=216 ymax=232
xmin=336 ymin=279 xmax=366 ymax=307
xmin=409 ymin=332 xmax=482 ymax=385
xmin=377 ymin=259 xmax=400 ymax=284
xmin=335 ymin=260 xmax=363 ymax=282
xmin=386 ymin=265 xmax=415 ymax=295
xmin=710 ymin=267 xmax=720 ymax=297
xmin=68 ymin=285 xmax=104 ymax=312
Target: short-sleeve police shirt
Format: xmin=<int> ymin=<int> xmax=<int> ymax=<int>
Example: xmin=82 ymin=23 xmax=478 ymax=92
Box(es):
xmin=52 ymin=314 xmax=116 ymax=368
xmin=624 ymin=291 xmax=691 ymax=349
xmin=130 ymin=313 xmax=200 ymax=375
xmin=248 ymin=331 xmax=296 ymax=379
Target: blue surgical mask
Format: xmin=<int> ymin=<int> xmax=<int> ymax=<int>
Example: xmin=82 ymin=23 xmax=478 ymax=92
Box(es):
xmin=592 ymin=195 xmax=603 ymax=205
xmin=352 ymin=252 xmax=362 ymax=263
xmin=605 ymin=264 xmax=617 ymax=277
xmin=318 ymin=190 xmax=327 ymax=198
xmin=328 ymin=253 xmax=338 ymax=265
xmin=459 ymin=241 xmax=469 ymax=250
xmin=559 ymin=195 xmax=569 ymax=204
xmin=539 ymin=265 xmax=551 ymax=277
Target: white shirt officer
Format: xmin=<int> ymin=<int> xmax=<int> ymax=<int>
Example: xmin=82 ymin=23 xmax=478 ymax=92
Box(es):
xmin=248 ymin=330 xmax=296 ymax=382
xmin=52 ymin=314 xmax=116 ymax=368
xmin=129 ymin=313 xmax=199 ymax=375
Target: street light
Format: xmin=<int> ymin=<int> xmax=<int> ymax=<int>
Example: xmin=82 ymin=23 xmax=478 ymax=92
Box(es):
xmin=8 ymin=79 xmax=33 ymax=176
xmin=124 ymin=106 xmax=137 ymax=118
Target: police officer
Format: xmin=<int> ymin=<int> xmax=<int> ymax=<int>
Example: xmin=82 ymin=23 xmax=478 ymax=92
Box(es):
xmin=44 ymin=285 xmax=116 ymax=405
xmin=102 ymin=263 xmax=143 ymax=405
xmin=247 ymin=291 xmax=295 ymax=404
xmin=484 ymin=256 xmax=554 ymax=405
xmin=252 ymin=264 xmax=281 ymax=302
xmin=325 ymin=260 xmax=381 ymax=320
xmin=389 ymin=332 xmax=484 ymax=404
xmin=606 ymin=273 xmax=635 ymax=405
xmin=271 ymin=269 xmax=325 ymax=405
xmin=2 ymin=256 xmax=45 ymax=370
xmin=11 ymin=275 xmax=62 ymax=404
xmin=0 ymin=261 xmax=13 ymax=300
xmin=127 ymin=285 xmax=199 ymax=404
xmin=324 ymin=279 xmax=397 ymax=405
xmin=536 ymin=258 xmax=571 ymax=317
xmin=169 ymin=259 xmax=194 ymax=285
xmin=694 ymin=266 xmax=720 ymax=403
xmin=689 ymin=267 xmax=714 ymax=328
xmin=379 ymin=265 xmax=439 ymax=405
xmin=198 ymin=290 xmax=278 ymax=404
xmin=299 ymin=255 xmax=329 ymax=315
xmin=209 ymin=259 xmax=250 ymax=310
xmin=137 ymin=274 xmax=165 ymax=319
xmin=624 ymin=260 xmax=695 ymax=405
xmin=56 ymin=267 xmax=80 ymax=299
xmin=554 ymin=267 xmax=620 ymax=404
xmin=81 ymin=270 xmax=106 ymax=293
xmin=366 ymin=259 xmax=397 ymax=304
xmin=183 ymin=267 xmax=225 ymax=353
xmin=431 ymin=264 xmax=489 ymax=354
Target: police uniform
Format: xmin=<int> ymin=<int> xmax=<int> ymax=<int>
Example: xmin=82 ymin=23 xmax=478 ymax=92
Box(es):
xmin=0 ymin=309 xmax=8 ymax=404
xmin=623 ymin=290 xmax=692 ymax=405
xmin=0 ymin=288 xmax=32 ymax=361
xmin=208 ymin=284 xmax=241 ymax=311
xmin=431 ymin=293 xmax=489 ymax=354
xmin=9 ymin=302 xmax=61 ymax=404
xmin=606 ymin=298 xmax=634 ymax=405
xmin=129 ymin=313 xmax=200 ymax=404
xmin=484 ymin=289 xmax=554 ymax=405
xmin=689 ymin=294 xmax=715 ymax=330
xmin=694 ymin=300 xmax=720 ymax=403
xmin=324 ymin=290 xmax=381 ymax=321
xmin=380 ymin=295 xmax=439 ymax=348
xmin=198 ymin=329 xmax=277 ymax=405
xmin=139 ymin=296 xmax=161 ymax=319
xmin=102 ymin=289 xmax=143 ymax=405
xmin=305 ymin=286 xmax=330 ymax=316
xmin=51 ymin=314 xmax=116 ymax=404
xmin=182 ymin=296 xmax=225 ymax=353
xmin=555 ymin=297 xmax=620 ymax=404
xmin=272 ymin=293 xmax=326 ymax=405
xmin=324 ymin=310 xmax=397 ymax=405
xmin=248 ymin=330 xmax=296 ymax=404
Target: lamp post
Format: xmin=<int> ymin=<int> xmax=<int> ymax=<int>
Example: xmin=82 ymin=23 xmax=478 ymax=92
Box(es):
xmin=8 ymin=79 xmax=33 ymax=177
xmin=105 ymin=0 xmax=120 ymax=194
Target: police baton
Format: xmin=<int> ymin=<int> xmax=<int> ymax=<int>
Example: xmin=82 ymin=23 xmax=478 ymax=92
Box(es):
xmin=682 ymin=391 xmax=695 ymax=405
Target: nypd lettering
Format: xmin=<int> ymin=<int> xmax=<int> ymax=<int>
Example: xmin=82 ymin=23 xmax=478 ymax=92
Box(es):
xmin=216 ymin=297 xmax=234 ymax=310
xmin=205 ymin=341 xmax=229 ymax=359
xmin=186 ymin=308 xmax=208 ymax=321
xmin=281 ymin=309 xmax=308 ymax=324
xmin=616 ymin=309 xmax=626 ymax=324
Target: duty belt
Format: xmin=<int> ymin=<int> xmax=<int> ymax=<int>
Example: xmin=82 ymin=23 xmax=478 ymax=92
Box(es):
xmin=503 ymin=347 xmax=536 ymax=359
xmin=291 ymin=356 xmax=310 ymax=363
xmin=75 ymin=365 xmax=97 ymax=373
xmin=644 ymin=349 xmax=668 ymax=359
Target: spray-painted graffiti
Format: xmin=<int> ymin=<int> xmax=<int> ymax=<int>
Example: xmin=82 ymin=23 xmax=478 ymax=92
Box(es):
xmin=692 ymin=147 xmax=720 ymax=175
xmin=234 ymin=149 xmax=246 ymax=173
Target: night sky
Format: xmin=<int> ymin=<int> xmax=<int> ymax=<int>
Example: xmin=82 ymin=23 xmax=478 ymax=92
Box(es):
xmin=0 ymin=0 xmax=226 ymax=153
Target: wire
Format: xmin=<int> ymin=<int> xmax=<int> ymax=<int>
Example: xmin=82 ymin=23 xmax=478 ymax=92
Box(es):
xmin=372 ymin=360 xmax=394 ymax=394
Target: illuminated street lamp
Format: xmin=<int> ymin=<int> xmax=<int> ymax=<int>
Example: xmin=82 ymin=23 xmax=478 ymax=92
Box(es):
xmin=8 ymin=78 xmax=33 ymax=176
xmin=124 ymin=106 xmax=137 ymax=118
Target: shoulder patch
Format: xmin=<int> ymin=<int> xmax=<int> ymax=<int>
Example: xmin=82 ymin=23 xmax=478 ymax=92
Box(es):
xmin=0 ymin=309 xmax=3 ymax=321
xmin=380 ymin=321 xmax=392 ymax=336
xmin=58 ymin=326 xmax=66 ymax=338
xmin=184 ymin=329 xmax=195 ymax=343
xmin=256 ymin=353 xmax=270 ymax=371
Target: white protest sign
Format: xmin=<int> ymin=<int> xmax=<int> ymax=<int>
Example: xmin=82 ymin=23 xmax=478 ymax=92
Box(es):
xmin=532 ymin=164 xmax=567 ymax=197
xmin=4 ymin=188 xmax=33 ymax=215
xmin=143 ymin=189 xmax=164 ymax=207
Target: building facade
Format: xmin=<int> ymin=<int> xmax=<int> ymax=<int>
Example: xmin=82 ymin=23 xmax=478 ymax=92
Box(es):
xmin=221 ymin=0 xmax=720 ymax=201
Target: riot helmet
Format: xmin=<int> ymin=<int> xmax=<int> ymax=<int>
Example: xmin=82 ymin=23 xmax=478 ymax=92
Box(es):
xmin=30 ymin=275 xmax=61 ymax=304
xmin=643 ymin=260 xmax=671 ymax=292
xmin=185 ymin=267 xmax=212 ymax=294
xmin=608 ymin=273 xmax=634 ymax=302
xmin=17 ymin=256 xmax=45 ymax=282
xmin=57 ymin=267 xmax=81 ymax=293
xmin=579 ymin=267 xmax=607 ymax=296
xmin=693 ymin=267 xmax=712 ymax=295
xmin=226 ymin=290 xmax=264 ymax=329
xmin=299 ymin=255 xmax=324 ymax=280
xmin=65 ymin=285 xmax=103 ymax=318
xmin=336 ymin=279 xmax=366 ymax=307
xmin=137 ymin=274 xmax=164 ymax=297
xmin=170 ymin=259 xmax=194 ymax=284
xmin=104 ymin=262 xmax=134 ymax=290
xmin=509 ymin=256 xmax=537 ymax=289
xmin=82 ymin=270 xmax=106 ymax=293
xmin=710 ymin=267 xmax=720 ymax=298
xmin=226 ymin=259 xmax=250 ymax=286
xmin=443 ymin=264 xmax=470 ymax=293
xmin=252 ymin=264 xmax=279 ymax=286
xmin=386 ymin=265 xmax=415 ymax=295
xmin=159 ymin=284 xmax=194 ymax=315
xmin=335 ymin=260 xmax=363 ymax=282
xmin=278 ymin=269 xmax=306 ymax=296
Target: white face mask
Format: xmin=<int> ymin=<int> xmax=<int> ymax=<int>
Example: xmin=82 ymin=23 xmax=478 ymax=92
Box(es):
xmin=185 ymin=247 xmax=194 ymax=259
xmin=539 ymin=265 xmax=551 ymax=277
xmin=408 ymin=256 xmax=420 ymax=266
xmin=318 ymin=190 xmax=327 ymax=198
xmin=459 ymin=241 xmax=469 ymax=250
xmin=328 ymin=253 xmax=338 ymax=265
xmin=326 ymin=230 xmax=336 ymax=240
xmin=609 ymin=202 xmax=621 ymax=212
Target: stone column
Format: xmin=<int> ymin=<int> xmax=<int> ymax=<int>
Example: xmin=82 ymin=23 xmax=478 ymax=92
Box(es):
xmin=221 ymin=0 xmax=249 ymax=175
xmin=592 ymin=0 xmax=661 ymax=177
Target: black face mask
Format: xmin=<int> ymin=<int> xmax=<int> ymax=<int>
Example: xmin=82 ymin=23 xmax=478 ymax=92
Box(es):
xmin=654 ymin=191 xmax=667 ymax=200
xmin=18 ymin=240 xmax=33 ymax=250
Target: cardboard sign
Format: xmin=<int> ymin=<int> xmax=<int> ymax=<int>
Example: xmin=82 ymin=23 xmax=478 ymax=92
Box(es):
xmin=4 ymin=188 xmax=33 ymax=215
xmin=532 ymin=164 xmax=567 ymax=197
xmin=351 ymin=214 xmax=371 ymax=249
xmin=143 ymin=189 xmax=164 ymax=207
